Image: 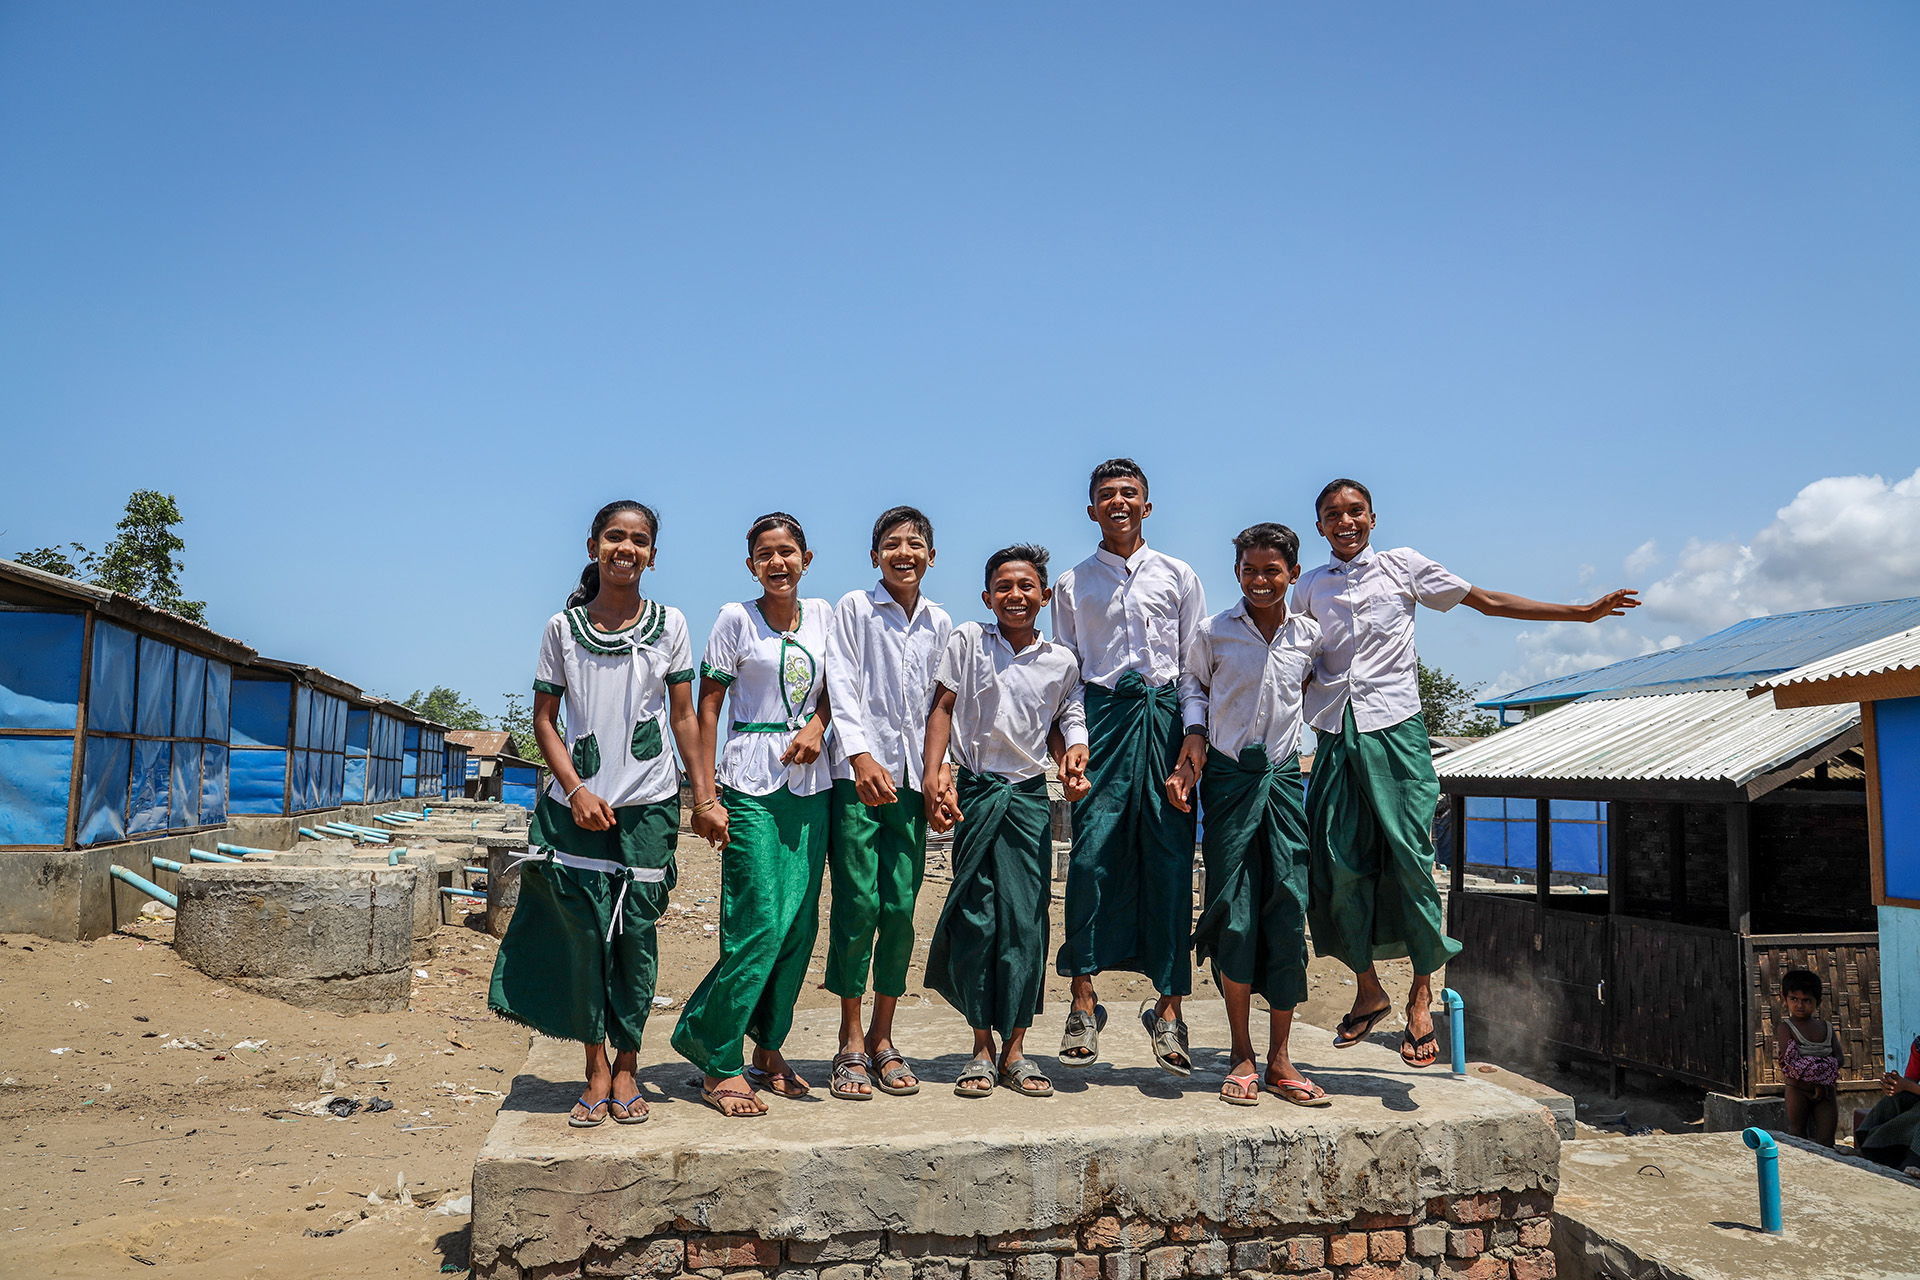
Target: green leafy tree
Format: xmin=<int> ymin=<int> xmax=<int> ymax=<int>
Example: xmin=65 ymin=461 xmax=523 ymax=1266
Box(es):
xmin=403 ymin=685 xmax=492 ymax=730
xmin=14 ymin=543 xmax=94 ymax=579
xmin=92 ymin=491 xmax=206 ymax=623
xmin=1418 ymin=660 xmax=1501 ymax=737
xmin=498 ymin=691 xmax=539 ymax=759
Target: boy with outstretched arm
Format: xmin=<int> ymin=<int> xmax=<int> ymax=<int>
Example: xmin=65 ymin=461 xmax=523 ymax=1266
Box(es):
xmin=1052 ymin=458 xmax=1208 ymax=1075
xmin=1298 ymin=479 xmax=1638 ymax=1067
xmin=821 ymin=506 xmax=953 ymax=1100
xmin=923 ymin=545 xmax=1090 ymax=1099
xmin=1167 ymin=523 xmax=1329 ymax=1107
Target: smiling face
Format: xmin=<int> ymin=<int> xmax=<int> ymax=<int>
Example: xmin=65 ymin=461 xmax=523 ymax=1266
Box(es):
xmin=1087 ymin=474 xmax=1151 ymax=548
xmin=589 ymin=509 xmax=656 ymax=589
xmin=1236 ymin=545 xmax=1299 ymax=612
xmin=748 ymin=525 xmax=811 ymax=598
xmin=872 ymin=521 xmax=933 ymax=594
xmin=983 ymin=561 xmax=1051 ymax=634
xmin=1315 ymin=486 xmax=1377 ymax=561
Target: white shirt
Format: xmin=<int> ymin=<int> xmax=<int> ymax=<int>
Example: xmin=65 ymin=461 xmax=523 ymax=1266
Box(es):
xmin=1051 ymin=544 xmax=1208 ymax=728
xmin=1187 ymin=602 xmax=1322 ymax=760
xmin=933 ymin=621 xmax=1089 ymax=783
xmin=534 ymin=602 xmax=694 ymax=808
xmin=701 ymin=598 xmax=835 ymax=798
xmin=1292 ymin=544 xmax=1470 ymax=734
xmin=826 ymin=582 xmax=953 ymax=793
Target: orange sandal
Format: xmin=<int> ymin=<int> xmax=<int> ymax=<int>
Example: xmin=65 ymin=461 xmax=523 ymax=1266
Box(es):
xmin=1219 ymin=1071 xmax=1260 ymax=1107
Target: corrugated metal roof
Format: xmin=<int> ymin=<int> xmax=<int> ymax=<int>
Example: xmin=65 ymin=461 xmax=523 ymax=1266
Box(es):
xmin=1478 ymin=597 xmax=1920 ymax=711
xmin=447 ymin=730 xmax=514 ymax=757
xmin=1435 ymin=688 xmax=1859 ymax=788
xmin=1750 ymin=624 xmax=1920 ymax=695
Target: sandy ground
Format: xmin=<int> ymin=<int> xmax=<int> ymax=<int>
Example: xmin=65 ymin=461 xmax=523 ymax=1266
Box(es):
xmin=1 ymin=831 xmax=1697 ymax=1278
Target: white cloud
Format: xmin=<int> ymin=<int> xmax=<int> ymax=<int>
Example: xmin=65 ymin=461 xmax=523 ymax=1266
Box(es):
xmin=1487 ymin=467 xmax=1920 ymax=696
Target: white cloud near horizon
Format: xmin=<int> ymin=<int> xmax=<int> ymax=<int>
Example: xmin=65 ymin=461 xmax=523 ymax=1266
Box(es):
xmin=1486 ymin=466 xmax=1920 ymax=696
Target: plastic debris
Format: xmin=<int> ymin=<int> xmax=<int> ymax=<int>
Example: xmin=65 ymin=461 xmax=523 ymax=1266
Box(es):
xmin=50 ymin=1047 xmax=72 ymax=1055
xmin=366 ymin=1097 xmax=394 ymax=1113
xmin=430 ymin=1194 xmax=472 ymax=1217
xmin=231 ymin=1038 xmax=267 ymax=1051
xmin=326 ymin=1097 xmax=361 ymax=1118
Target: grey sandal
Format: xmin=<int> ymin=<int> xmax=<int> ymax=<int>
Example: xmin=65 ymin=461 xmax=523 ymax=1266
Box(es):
xmin=1139 ymin=1000 xmax=1192 ymax=1077
xmin=999 ymin=1057 xmax=1053 ymax=1097
xmin=954 ymin=1058 xmax=996 ymax=1098
xmin=871 ymin=1047 xmax=920 ymax=1096
xmin=1059 ymin=1003 xmax=1107 ymax=1068
xmin=830 ymin=1051 xmax=874 ymax=1100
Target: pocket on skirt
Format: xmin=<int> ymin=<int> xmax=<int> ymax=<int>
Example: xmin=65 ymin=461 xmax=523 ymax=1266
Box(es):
xmin=572 ymin=732 xmax=601 ymax=779
xmin=631 ymin=717 xmax=664 ymax=762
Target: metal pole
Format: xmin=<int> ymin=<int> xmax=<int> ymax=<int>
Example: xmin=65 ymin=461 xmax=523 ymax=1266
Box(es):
xmin=111 ymin=865 xmax=179 ymax=910
xmin=1742 ymin=1128 xmax=1782 ymax=1233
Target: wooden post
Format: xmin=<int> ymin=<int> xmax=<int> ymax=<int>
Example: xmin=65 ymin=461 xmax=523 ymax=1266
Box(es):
xmin=1727 ymin=802 xmax=1751 ymax=935
xmin=1605 ymin=799 xmax=1624 ymax=913
xmin=1536 ymin=796 xmax=1553 ymax=908
xmin=1667 ymin=802 xmax=1690 ymax=924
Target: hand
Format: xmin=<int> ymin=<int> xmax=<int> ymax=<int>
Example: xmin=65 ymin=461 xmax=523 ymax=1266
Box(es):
xmin=1886 ymin=1072 xmax=1917 ymax=1096
xmin=780 ymin=719 xmax=826 ymax=767
xmin=570 ymin=788 xmax=616 ymax=832
xmin=691 ymin=799 xmax=729 ymax=850
xmin=1062 ymin=744 xmax=1091 ymax=803
xmin=1173 ymin=732 xmax=1207 ymax=785
xmin=926 ymin=784 xmax=962 ymax=834
xmin=1581 ymin=588 xmax=1641 ymax=621
xmin=851 ymin=753 xmax=898 ymax=807
xmin=1164 ymin=756 xmax=1197 ymax=813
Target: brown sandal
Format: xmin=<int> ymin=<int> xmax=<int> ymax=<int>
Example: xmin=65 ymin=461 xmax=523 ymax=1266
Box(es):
xmin=701 ymin=1081 xmax=766 ymax=1118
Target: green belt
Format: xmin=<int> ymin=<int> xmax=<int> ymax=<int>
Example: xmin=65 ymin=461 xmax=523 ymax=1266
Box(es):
xmin=732 ymin=713 xmax=816 ymax=733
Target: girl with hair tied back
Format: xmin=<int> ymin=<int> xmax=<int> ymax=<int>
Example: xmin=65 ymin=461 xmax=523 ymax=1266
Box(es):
xmin=488 ymin=499 xmax=705 ymax=1128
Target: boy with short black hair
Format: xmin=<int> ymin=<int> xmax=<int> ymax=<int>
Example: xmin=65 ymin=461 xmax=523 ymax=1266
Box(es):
xmin=822 ymin=505 xmax=953 ymax=1100
xmin=1297 ymin=479 xmax=1638 ymax=1067
xmin=1052 ymin=459 xmax=1208 ymax=1075
xmin=923 ymin=545 xmax=1089 ymax=1099
xmin=1167 ymin=522 xmax=1327 ymax=1106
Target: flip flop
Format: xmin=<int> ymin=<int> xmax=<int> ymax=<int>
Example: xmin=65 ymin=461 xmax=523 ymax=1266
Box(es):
xmin=744 ymin=1064 xmax=811 ymax=1098
xmin=1265 ymin=1077 xmax=1332 ymax=1107
xmin=999 ymin=1057 xmax=1053 ymax=1097
xmin=700 ymin=1081 xmax=766 ymax=1118
xmin=1219 ymin=1071 xmax=1261 ymax=1107
xmin=1400 ymin=1028 xmax=1440 ymax=1069
xmin=871 ymin=1047 xmax=921 ymax=1096
xmin=1139 ymin=1000 xmax=1192 ymax=1077
xmin=567 ymin=1096 xmax=610 ymax=1128
xmin=954 ymin=1058 xmax=996 ymax=1099
xmin=1059 ymin=1003 xmax=1107 ymax=1068
xmin=830 ymin=1051 xmax=874 ymax=1101
xmin=608 ymin=1094 xmax=650 ymax=1124
xmin=1332 ymin=1002 xmax=1392 ymax=1049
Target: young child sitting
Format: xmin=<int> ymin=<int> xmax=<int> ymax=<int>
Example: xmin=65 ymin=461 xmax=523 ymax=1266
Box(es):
xmin=922 ymin=545 xmax=1090 ymax=1099
xmin=1776 ymin=968 xmax=1843 ymax=1147
xmin=1854 ymin=1032 xmax=1920 ymax=1175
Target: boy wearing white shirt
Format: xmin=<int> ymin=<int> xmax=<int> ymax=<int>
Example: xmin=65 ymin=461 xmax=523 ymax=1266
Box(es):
xmin=1167 ymin=523 xmax=1328 ymax=1107
xmin=822 ymin=506 xmax=953 ymax=1100
xmin=1051 ymin=459 xmax=1208 ymax=1075
xmin=924 ymin=545 xmax=1089 ymax=1099
xmin=1296 ymin=479 xmax=1639 ymax=1068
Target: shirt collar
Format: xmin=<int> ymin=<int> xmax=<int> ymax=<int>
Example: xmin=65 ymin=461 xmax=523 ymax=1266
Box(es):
xmin=1227 ymin=596 xmax=1291 ymax=638
xmin=1093 ymin=543 xmax=1152 ymax=573
xmin=869 ymin=580 xmax=935 ymax=623
xmin=1328 ymin=541 xmax=1378 ymax=574
xmin=985 ymin=621 xmax=1048 ymax=658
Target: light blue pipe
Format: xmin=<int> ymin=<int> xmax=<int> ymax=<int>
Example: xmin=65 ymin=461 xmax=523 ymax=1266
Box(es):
xmin=1742 ymin=1128 xmax=1782 ymax=1233
xmin=189 ymin=848 xmax=242 ymax=864
xmin=395 ymin=810 xmax=426 ymax=819
xmin=298 ymin=826 xmax=323 ymax=839
xmin=1442 ymin=987 xmax=1466 ymax=1076
xmin=440 ymin=886 xmax=486 ymax=899
xmin=216 ymin=843 xmax=274 ymax=856
xmin=463 ymin=866 xmax=488 ymax=876
xmin=111 ymin=865 xmax=178 ymax=910
xmin=151 ymin=856 xmax=186 ymax=873
xmin=373 ymin=814 xmax=409 ymax=826
xmin=387 ymin=846 xmax=412 ymax=865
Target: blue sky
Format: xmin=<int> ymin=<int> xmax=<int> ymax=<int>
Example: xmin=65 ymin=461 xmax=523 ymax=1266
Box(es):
xmin=3 ymin=3 xmax=1917 ymax=718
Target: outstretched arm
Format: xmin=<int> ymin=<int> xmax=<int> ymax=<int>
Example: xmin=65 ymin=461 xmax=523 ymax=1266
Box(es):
xmin=1462 ymin=585 xmax=1639 ymax=624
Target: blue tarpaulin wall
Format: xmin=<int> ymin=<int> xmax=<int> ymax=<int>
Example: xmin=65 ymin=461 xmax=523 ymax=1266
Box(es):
xmin=344 ymin=709 xmax=404 ymax=804
xmin=1464 ymin=797 xmax=1608 ymax=875
xmin=444 ymin=744 xmax=468 ymax=797
xmin=0 ymin=612 xmax=83 ymax=845
xmin=228 ymin=677 xmax=354 ymax=815
xmin=501 ymin=763 xmax=539 ymax=809
xmin=401 ymin=725 xmax=446 ymax=799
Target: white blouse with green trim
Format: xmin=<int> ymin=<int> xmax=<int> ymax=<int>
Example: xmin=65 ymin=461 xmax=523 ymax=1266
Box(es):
xmin=533 ymin=601 xmax=695 ymax=810
xmin=700 ymin=598 xmax=834 ymax=799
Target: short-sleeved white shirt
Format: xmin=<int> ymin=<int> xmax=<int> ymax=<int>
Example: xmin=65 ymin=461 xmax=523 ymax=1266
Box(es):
xmin=534 ymin=602 xmax=695 ymax=808
xmin=1292 ymin=544 xmax=1470 ymax=734
xmin=1051 ymin=544 xmax=1208 ymax=728
xmin=933 ymin=622 xmax=1089 ymax=784
xmin=825 ymin=583 xmax=953 ymax=793
xmin=1186 ymin=602 xmax=1321 ymax=760
xmin=701 ymin=598 xmax=834 ymax=798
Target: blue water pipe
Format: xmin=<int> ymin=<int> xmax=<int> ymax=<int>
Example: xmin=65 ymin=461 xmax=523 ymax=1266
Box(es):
xmin=373 ymin=814 xmax=409 ymax=826
xmin=1442 ymin=987 xmax=1466 ymax=1076
xmin=440 ymin=886 xmax=486 ymax=899
xmin=387 ymin=846 xmax=411 ymax=865
xmin=395 ymin=809 xmax=426 ymax=819
xmin=216 ymin=843 xmax=274 ymax=856
xmin=189 ymin=848 xmax=242 ymax=864
xmin=150 ymin=857 xmax=186 ymax=873
xmin=463 ymin=866 xmax=488 ymax=876
xmin=298 ymin=826 xmax=324 ymax=839
xmin=111 ymin=865 xmax=178 ymax=910
xmin=1742 ymin=1128 xmax=1782 ymax=1233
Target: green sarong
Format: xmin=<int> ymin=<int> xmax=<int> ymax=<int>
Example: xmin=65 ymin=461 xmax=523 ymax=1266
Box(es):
xmin=1057 ymin=672 xmax=1197 ymax=994
xmin=825 ymin=778 xmax=927 ymax=999
xmin=670 ymin=784 xmax=828 ymax=1078
xmin=487 ymin=793 xmax=677 ymax=1052
xmin=1306 ymin=705 xmax=1461 ymax=975
xmin=926 ymin=769 xmax=1052 ymax=1037
xmin=1191 ymin=746 xmax=1309 ymax=1009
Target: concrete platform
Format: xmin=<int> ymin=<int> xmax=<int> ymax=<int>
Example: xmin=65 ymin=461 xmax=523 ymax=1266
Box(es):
xmin=1554 ymin=1132 xmax=1920 ymax=1280
xmin=473 ymin=999 xmax=1561 ymax=1278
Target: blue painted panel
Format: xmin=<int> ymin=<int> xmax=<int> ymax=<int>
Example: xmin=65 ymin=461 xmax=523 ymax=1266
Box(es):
xmin=128 ymin=738 xmax=170 ymax=835
xmin=1552 ymin=820 xmax=1602 ymax=875
xmin=503 ymin=782 xmax=537 ymax=808
xmin=230 ymin=748 xmax=287 ymax=815
xmin=343 ymin=756 xmax=367 ymax=802
xmin=402 ymin=776 xmax=418 ymax=798
xmin=1465 ymin=819 xmax=1505 ymax=866
xmin=404 ymin=724 xmax=421 ymax=751
xmin=1877 ymin=696 xmax=1920 ymax=902
xmin=173 ymin=651 xmax=206 ymax=740
xmin=346 ymin=708 xmax=369 ymax=755
xmin=230 ymin=680 xmax=291 ymax=748
xmin=136 ymin=637 xmax=175 ymax=738
xmin=0 ymin=734 xmax=74 ymax=845
xmin=0 ymin=612 xmax=83 ymax=731
xmin=170 ymin=743 xmax=201 ymax=828
xmin=204 ymin=661 xmax=231 ymax=741
xmin=89 ymin=621 xmax=137 ymax=735
xmin=79 ymin=734 xmax=131 ymax=845
xmin=1878 ymin=906 xmax=1920 ymax=1067
xmin=200 ymin=744 xmax=228 ymax=825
